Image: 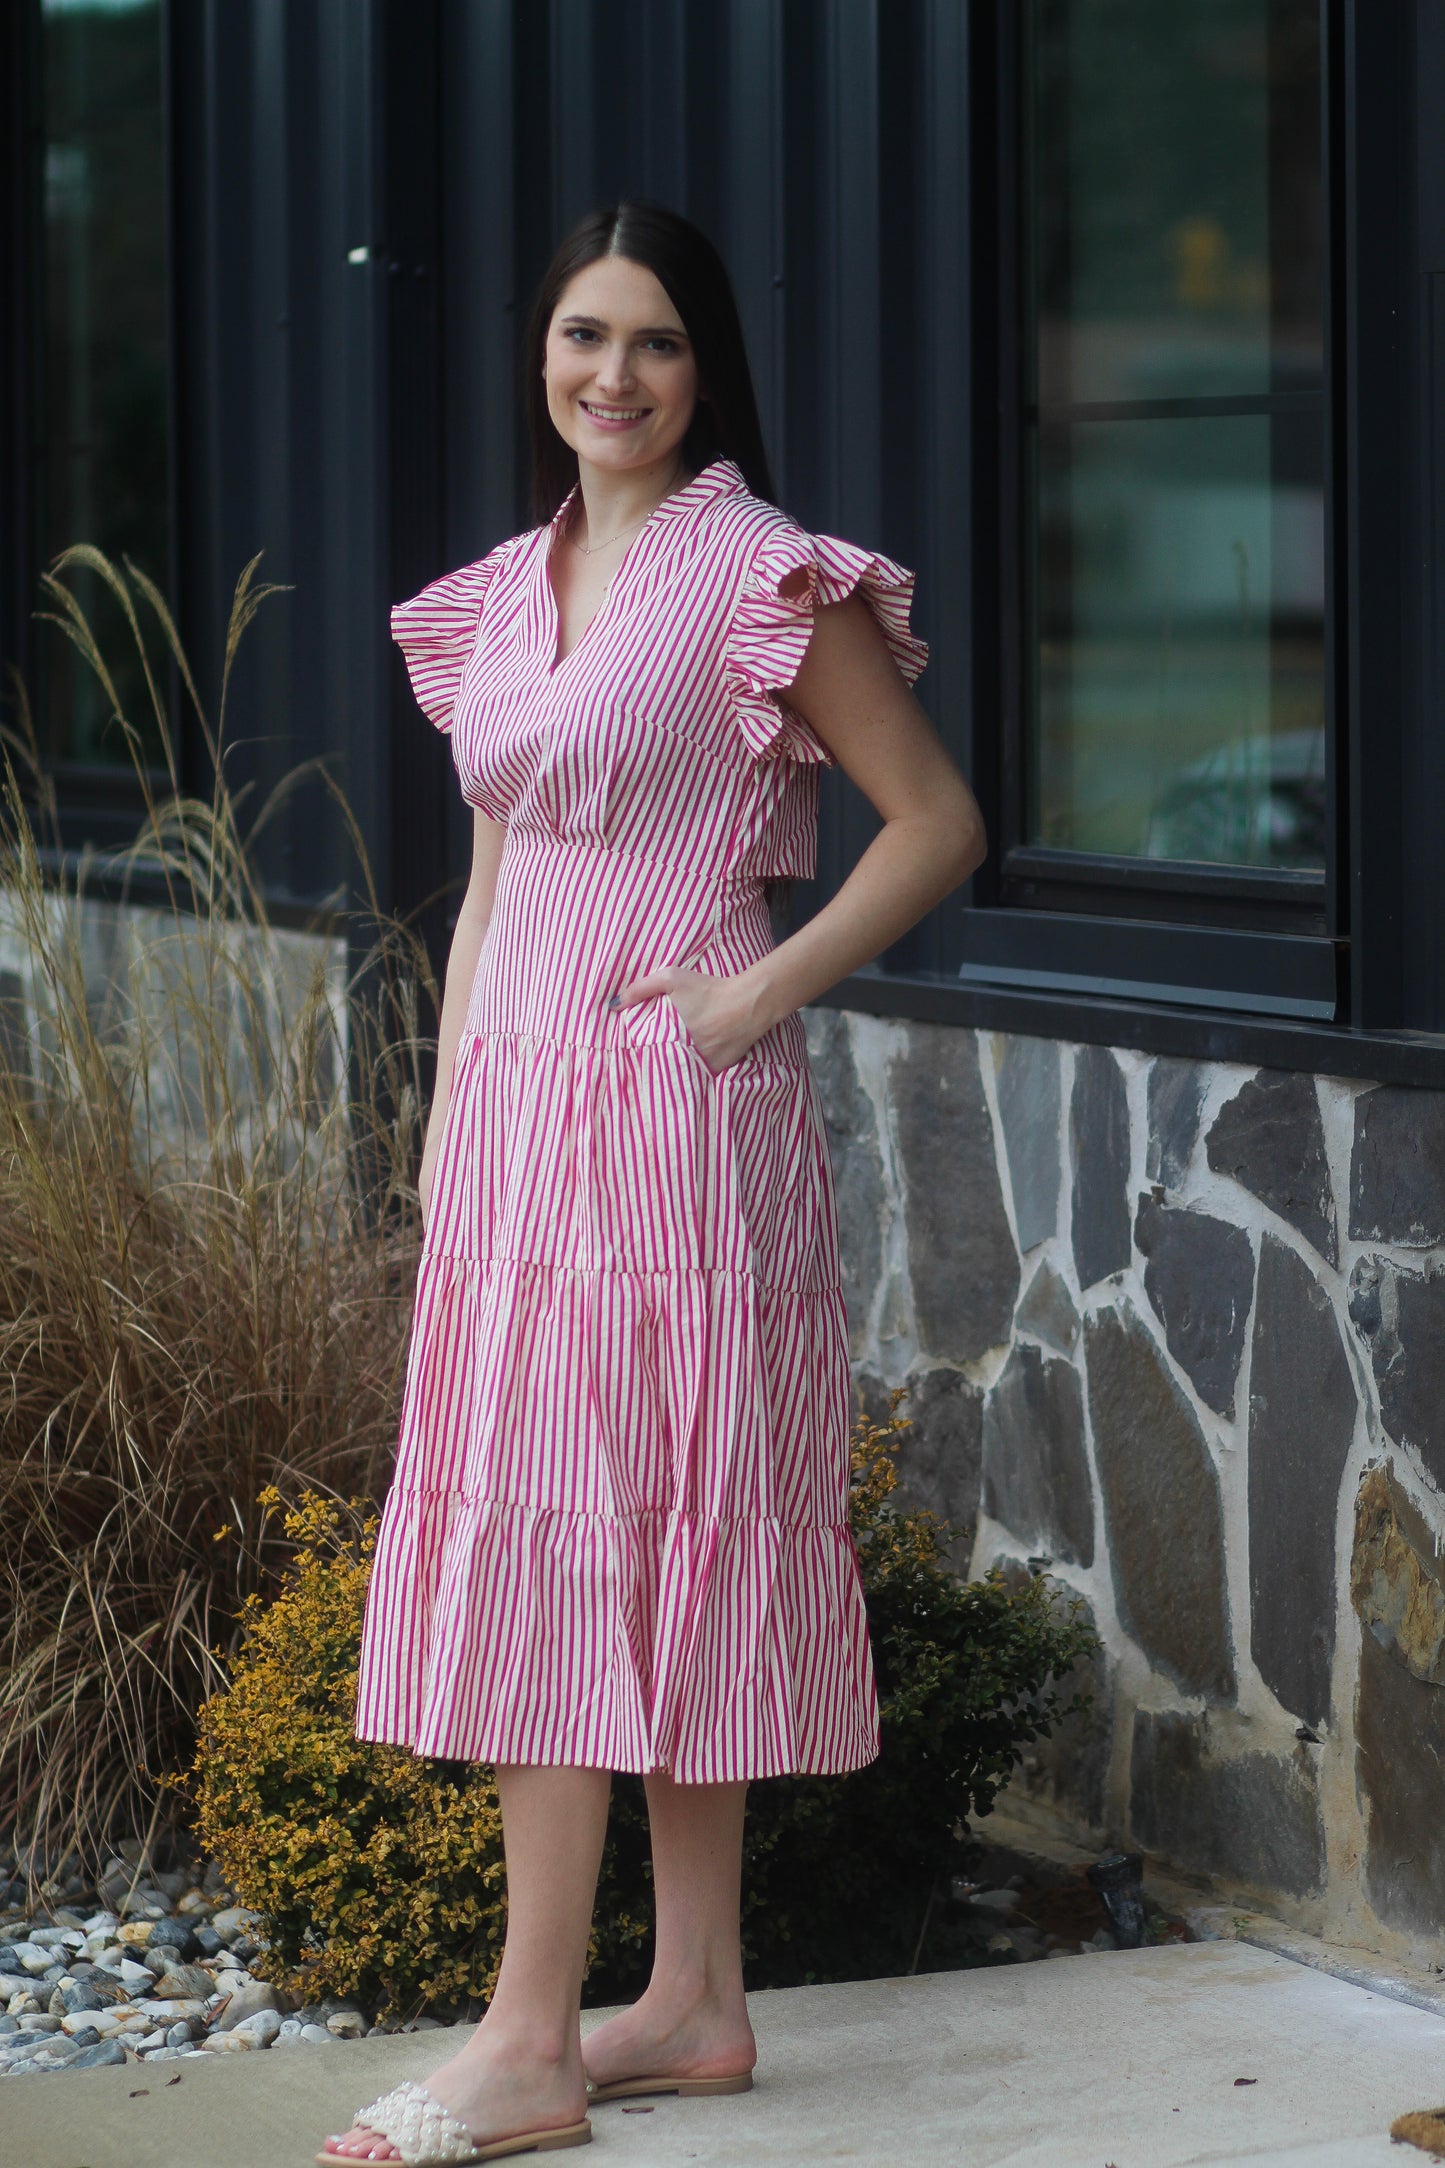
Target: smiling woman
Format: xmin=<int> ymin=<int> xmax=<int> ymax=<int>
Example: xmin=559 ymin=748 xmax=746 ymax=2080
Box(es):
xmin=327 ymin=201 xmax=984 ymax=2168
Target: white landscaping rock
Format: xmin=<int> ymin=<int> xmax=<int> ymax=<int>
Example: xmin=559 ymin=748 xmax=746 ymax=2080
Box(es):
xmin=325 ymin=2008 xmax=367 ymax=2039
xmin=118 ymin=1890 xmax=168 ymax=1921
xmin=150 ymin=1963 xmax=213 ymax=1999
xmin=83 ymin=2006 xmax=140 ymax=2038
xmin=208 ymin=1907 xmax=262 ymax=1943
xmin=211 ymin=1979 xmax=286 ymax=2033
xmin=202 ymin=2030 xmax=253 ymax=2053
xmin=233 ymin=2007 xmax=282 ymax=2048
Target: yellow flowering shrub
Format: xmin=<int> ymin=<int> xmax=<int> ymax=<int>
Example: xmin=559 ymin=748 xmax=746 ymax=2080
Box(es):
xmin=190 ymin=1399 xmax=1096 ymax=2011
xmin=189 ymin=1493 xmax=511 ymax=2017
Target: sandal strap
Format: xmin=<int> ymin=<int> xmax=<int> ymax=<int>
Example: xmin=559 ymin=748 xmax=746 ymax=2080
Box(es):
xmin=352 ymin=2079 xmax=478 ymax=2165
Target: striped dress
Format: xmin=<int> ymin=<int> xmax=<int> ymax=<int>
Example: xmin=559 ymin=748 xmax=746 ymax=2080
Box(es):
xmin=355 ymin=455 xmax=926 ymax=1782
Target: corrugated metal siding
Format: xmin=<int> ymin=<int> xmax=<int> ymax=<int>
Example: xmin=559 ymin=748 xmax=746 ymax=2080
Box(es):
xmin=167 ymin=0 xmax=974 ymax=954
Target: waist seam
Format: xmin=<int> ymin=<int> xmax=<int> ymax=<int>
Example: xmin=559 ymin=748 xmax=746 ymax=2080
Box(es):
xmin=501 ymin=830 xmax=770 ymax=890
xmin=454 ymin=1023 xmax=811 ymax=1070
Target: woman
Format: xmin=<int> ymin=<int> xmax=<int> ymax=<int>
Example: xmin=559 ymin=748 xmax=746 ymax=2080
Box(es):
xmin=322 ymin=202 xmax=985 ymax=2166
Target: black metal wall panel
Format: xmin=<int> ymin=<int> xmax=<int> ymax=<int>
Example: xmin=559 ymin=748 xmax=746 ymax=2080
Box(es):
xmin=1335 ymin=0 xmax=1445 ymax=1035
xmin=1403 ymin=1 xmax=1445 ymax=1033
xmin=170 ymin=0 xmax=409 ymax=921
xmin=1339 ymin=0 xmax=1409 ymax=1030
xmin=1 ymin=5 xmax=44 ymax=717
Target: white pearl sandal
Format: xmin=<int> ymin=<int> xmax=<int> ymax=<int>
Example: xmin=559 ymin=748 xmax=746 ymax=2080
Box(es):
xmin=315 ymin=2078 xmax=592 ymax=2165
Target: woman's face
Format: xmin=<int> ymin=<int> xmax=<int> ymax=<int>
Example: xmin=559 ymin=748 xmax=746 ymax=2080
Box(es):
xmin=544 ymin=255 xmax=700 ymax=479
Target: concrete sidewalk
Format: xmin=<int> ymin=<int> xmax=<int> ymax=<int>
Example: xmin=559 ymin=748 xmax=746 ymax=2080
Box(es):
xmin=8 ymin=1939 xmax=1444 ymax=2168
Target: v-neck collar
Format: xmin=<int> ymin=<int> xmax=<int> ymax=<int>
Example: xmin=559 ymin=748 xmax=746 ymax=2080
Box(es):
xmin=545 ymin=456 xmax=745 ymax=543
xmin=541 ymin=457 xmax=745 ymax=677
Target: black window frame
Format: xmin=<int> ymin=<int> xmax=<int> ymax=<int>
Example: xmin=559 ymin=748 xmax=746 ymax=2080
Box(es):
xmin=822 ymin=0 xmax=1445 ymax=1088
xmin=972 ymin=0 xmax=1340 ymax=1020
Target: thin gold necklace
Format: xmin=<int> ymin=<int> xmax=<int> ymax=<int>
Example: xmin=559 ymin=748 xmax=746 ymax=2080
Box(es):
xmin=566 ymin=463 xmax=686 ymax=555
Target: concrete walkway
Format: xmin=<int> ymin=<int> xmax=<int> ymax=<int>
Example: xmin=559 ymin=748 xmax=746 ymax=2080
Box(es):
xmin=9 ymin=1940 xmax=1445 ymax=2168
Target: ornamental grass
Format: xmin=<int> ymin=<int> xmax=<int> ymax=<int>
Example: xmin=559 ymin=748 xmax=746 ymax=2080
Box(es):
xmin=0 ymin=548 xmax=433 ymax=1888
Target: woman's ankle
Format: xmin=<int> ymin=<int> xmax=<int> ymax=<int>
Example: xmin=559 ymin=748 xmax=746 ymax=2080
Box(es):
xmin=464 ymin=2008 xmax=582 ymax=2074
xmin=639 ymin=1966 xmax=750 ymax=2027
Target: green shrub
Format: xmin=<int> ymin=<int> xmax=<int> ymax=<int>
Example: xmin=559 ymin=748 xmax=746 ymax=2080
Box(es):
xmin=601 ymin=1396 xmax=1099 ymax=1991
xmin=188 ymin=1398 xmax=1098 ymax=2015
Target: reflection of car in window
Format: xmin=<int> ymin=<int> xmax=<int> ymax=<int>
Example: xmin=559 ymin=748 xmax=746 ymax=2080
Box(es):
xmin=1145 ymin=725 xmax=1326 ymax=869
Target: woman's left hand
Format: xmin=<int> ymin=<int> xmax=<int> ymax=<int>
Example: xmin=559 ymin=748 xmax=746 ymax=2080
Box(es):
xmin=613 ymin=966 xmax=777 ymax=1075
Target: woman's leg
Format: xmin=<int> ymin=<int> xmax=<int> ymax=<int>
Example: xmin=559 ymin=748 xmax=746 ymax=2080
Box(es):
xmin=581 ymin=1774 xmax=756 ymax=2088
xmin=324 ymin=1763 xmax=611 ymax=2162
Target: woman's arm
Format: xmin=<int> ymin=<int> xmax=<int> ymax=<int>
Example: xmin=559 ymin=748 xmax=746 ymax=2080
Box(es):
xmin=419 ymin=809 xmax=506 ymax=1223
xmin=617 ymin=593 xmax=985 ymax=1071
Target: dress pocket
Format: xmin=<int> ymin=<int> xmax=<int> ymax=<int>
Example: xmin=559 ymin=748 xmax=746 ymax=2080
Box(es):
xmin=663 ymin=991 xmax=714 ymax=1072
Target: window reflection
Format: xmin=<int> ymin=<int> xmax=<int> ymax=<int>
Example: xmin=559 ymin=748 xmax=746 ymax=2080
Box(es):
xmin=39 ymin=0 xmax=170 ymax=768
xmin=1024 ymin=0 xmax=1325 ymax=870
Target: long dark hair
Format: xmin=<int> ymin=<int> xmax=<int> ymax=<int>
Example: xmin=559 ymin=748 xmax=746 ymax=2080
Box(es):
xmin=525 ymin=202 xmax=777 ymax=524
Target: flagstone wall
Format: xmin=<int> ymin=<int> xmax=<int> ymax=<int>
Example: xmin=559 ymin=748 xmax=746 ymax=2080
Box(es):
xmin=805 ymin=1009 xmax=1445 ymax=1958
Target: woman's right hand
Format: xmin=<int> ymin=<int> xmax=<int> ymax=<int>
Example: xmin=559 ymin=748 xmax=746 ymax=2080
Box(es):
xmin=418 ymin=1128 xmax=443 ymax=1231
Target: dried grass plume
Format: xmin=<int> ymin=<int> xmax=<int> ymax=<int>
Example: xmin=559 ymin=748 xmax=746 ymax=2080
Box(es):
xmin=0 ymin=549 xmax=435 ymax=1889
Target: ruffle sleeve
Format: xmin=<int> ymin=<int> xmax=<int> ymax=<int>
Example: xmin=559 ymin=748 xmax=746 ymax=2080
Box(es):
xmin=390 ymin=542 xmax=511 ymax=733
xmin=725 ymin=523 xmax=929 ymax=764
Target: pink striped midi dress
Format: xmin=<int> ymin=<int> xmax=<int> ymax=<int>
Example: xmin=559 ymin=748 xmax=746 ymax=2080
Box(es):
xmin=354 ymin=456 xmax=927 ymax=1782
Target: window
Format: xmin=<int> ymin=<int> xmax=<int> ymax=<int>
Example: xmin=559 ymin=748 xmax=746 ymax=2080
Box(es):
xmin=35 ymin=0 xmax=171 ymax=771
xmin=957 ymin=0 xmax=1338 ymax=1022
xmin=1025 ymin=0 xmax=1325 ymax=874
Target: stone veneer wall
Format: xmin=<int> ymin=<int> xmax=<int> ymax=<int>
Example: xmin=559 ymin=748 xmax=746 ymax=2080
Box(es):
xmin=0 ymin=896 xmax=346 ymax=1147
xmin=805 ymin=1008 xmax=1445 ymax=1960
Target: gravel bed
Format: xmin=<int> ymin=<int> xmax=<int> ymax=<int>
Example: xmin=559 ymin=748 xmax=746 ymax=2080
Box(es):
xmin=0 ymin=1847 xmax=442 ymax=2079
